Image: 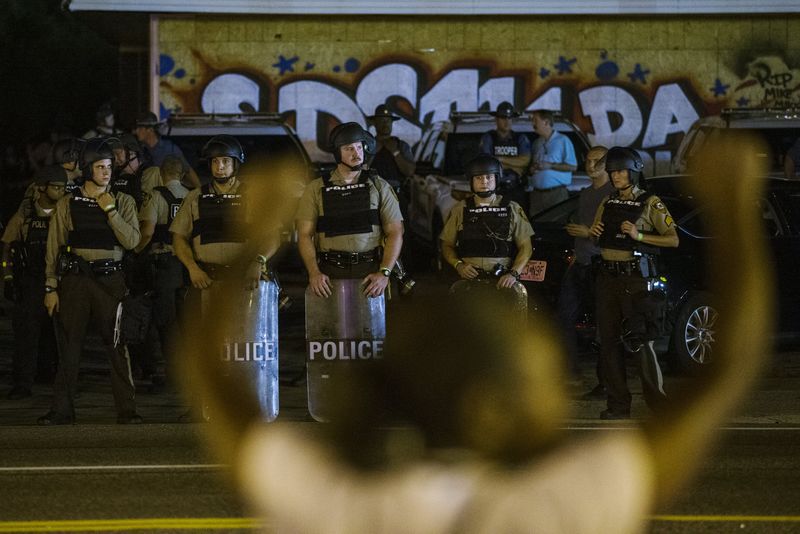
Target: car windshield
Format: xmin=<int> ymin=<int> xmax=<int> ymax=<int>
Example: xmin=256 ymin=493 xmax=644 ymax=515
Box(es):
xmin=729 ymin=127 xmax=800 ymax=174
xmin=170 ymin=134 xmax=306 ymax=183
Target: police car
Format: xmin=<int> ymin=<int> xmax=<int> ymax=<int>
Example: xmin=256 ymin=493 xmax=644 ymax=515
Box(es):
xmin=672 ymin=107 xmax=800 ymax=174
xmin=528 ymin=174 xmax=800 ymax=373
xmin=406 ymin=110 xmax=590 ymax=268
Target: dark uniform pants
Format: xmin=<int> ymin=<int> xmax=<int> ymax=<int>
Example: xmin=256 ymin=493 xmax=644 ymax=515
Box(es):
xmin=556 ymin=261 xmax=600 ymax=380
xmin=146 ymin=253 xmax=186 ymax=368
xmin=11 ymin=274 xmax=58 ymax=389
xmin=596 ymin=270 xmax=666 ymax=413
xmin=52 ymin=271 xmax=136 ymax=418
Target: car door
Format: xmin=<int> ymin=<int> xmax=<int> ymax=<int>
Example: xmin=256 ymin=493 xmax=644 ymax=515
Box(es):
xmin=767 ymin=187 xmax=800 ymax=335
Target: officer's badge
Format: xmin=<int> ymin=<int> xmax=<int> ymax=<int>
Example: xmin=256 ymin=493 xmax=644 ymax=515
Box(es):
xmin=665 ymin=215 xmax=674 ymax=226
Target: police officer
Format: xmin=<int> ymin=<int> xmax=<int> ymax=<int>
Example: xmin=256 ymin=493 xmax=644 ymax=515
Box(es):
xmin=589 ymin=147 xmax=679 ymax=419
xmin=170 ymin=135 xmax=278 ymax=420
xmin=366 ymin=104 xmax=415 ymax=192
xmin=108 ymin=133 xmax=146 ymax=207
xmin=136 ymin=155 xmax=189 ymax=368
xmin=440 ymin=155 xmax=533 ymax=291
xmin=479 ymin=102 xmax=532 ymax=211
xmin=1 ymin=165 xmax=67 ymax=399
xmin=134 ymin=111 xmax=200 ymax=188
xmin=296 ymin=122 xmax=403 ymax=298
xmin=17 ymin=138 xmax=83 ymax=220
xmin=39 ymin=138 xmax=143 ymax=425
xmin=50 ymin=137 xmax=84 ymax=191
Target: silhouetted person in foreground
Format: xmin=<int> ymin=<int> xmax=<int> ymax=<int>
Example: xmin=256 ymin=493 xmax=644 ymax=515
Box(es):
xmin=180 ymin=133 xmax=773 ymax=533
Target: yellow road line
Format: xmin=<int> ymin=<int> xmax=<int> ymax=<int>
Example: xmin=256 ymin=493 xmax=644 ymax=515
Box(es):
xmin=0 ymin=518 xmax=265 ymax=532
xmin=652 ymin=515 xmax=800 ymax=522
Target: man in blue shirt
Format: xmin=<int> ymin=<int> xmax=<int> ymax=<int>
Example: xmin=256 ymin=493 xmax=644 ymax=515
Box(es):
xmin=134 ymin=112 xmax=200 ymax=188
xmin=479 ymin=102 xmax=531 ymax=211
xmin=528 ymin=109 xmax=577 ymax=216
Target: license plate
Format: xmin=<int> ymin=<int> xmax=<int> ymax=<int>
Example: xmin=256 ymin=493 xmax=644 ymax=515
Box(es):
xmin=520 ymin=260 xmax=547 ymax=282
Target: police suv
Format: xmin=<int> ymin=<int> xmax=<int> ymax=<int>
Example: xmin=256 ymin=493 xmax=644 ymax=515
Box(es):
xmin=672 ymin=107 xmax=800 ymax=175
xmin=406 ymin=110 xmax=590 ymax=268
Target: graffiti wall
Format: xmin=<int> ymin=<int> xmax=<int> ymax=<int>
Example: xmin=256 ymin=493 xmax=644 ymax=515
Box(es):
xmin=158 ymin=15 xmax=800 ymax=173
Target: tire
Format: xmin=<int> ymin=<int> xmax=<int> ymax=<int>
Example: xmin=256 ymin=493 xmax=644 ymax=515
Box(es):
xmin=671 ymin=291 xmax=718 ymax=373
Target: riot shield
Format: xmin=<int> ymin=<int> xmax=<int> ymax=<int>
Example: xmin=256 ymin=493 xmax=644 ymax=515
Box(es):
xmin=201 ymin=278 xmax=279 ymax=422
xmin=305 ymin=279 xmax=386 ymax=422
xmin=449 ymin=279 xmax=528 ymax=320
xmin=449 ymin=279 xmax=528 ymax=314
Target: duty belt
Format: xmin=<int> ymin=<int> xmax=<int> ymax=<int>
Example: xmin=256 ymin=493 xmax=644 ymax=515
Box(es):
xmin=198 ymin=262 xmax=234 ymax=280
xmin=600 ymin=259 xmax=641 ymax=276
xmin=88 ymin=259 xmax=123 ymax=276
xmin=318 ymin=248 xmax=381 ymax=267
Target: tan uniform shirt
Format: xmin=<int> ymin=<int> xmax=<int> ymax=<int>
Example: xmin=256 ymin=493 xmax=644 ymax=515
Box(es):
xmin=440 ymin=195 xmax=533 ymax=271
xmin=1 ymin=201 xmax=55 ymax=244
xmin=170 ymin=179 xmax=256 ymax=266
xmin=295 ymin=169 xmax=403 ymax=253
xmin=593 ymin=186 xmax=676 ymax=261
xmin=139 ymin=180 xmax=189 ymax=254
xmin=45 ymin=189 xmax=141 ymax=288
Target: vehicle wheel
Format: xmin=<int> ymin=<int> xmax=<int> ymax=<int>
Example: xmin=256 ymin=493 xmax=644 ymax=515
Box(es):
xmin=672 ymin=292 xmax=718 ymax=373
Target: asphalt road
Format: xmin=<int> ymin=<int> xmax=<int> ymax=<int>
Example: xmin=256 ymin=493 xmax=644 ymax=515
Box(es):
xmin=0 ymin=277 xmax=799 ymax=532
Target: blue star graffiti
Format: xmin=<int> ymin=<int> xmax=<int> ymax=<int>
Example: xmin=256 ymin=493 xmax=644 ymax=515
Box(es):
xmin=554 ymin=56 xmax=577 ymax=75
xmin=627 ymin=63 xmax=650 ymax=84
xmin=273 ymin=55 xmax=300 ymax=75
xmin=710 ymin=78 xmax=730 ymax=97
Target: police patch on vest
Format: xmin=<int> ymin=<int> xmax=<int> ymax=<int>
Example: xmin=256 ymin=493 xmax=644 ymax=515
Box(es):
xmin=308 ymin=339 xmax=384 ymax=361
xmin=170 ymin=204 xmax=181 ymax=218
xmin=221 ymin=341 xmax=277 ymax=362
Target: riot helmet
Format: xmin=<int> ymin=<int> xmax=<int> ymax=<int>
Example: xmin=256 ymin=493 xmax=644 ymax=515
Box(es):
xmin=80 ymin=137 xmax=115 ymax=184
xmin=490 ymin=101 xmax=520 ymax=118
xmin=51 ymin=137 xmax=84 ymax=168
xmin=34 ymin=164 xmax=68 ymax=186
xmin=107 ymin=133 xmax=142 ymax=169
xmin=202 ymin=135 xmax=245 ymax=182
xmin=329 ymin=122 xmax=376 ymax=170
xmin=465 ymin=154 xmax=502 ymax=198
xmin=605 ymin=146 xmax=644 ymax=188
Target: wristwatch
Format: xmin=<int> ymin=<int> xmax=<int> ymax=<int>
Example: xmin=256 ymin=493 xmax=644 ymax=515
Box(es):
xmin=44 ymin=285 xmax=57 ymax=293
xmin=508 ymin=269 xmax=521 ymax=281
xmin=379 ymin=267 xmax=392 ymax=277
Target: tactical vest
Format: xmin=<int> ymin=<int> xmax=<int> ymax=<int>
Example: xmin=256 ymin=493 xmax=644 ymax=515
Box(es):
xmin=22 ymin=201 xmax=51 ymax=275
xmin=68 ymin=193 xmax=120 ymax=250
xmin=110 ymin=171 xmax=143 ymax=208
xmin=192 ymin=183 xmax=248 ymax=245
xmin=598 ymin=191 xmax=658 ymax=252
xmin=490 ymin=130 xmax=523 ymax=158
xmin=456 ymin=197 xmax=515 ymax=258
xmin=370 ymin=143 xmax=401 ymax=187
xmin=316 ymin=171 xmax=380 ymax=237
xmin=65 ymin=181 xmax=79 ymax=196
xmin=152 ymin=186 xmax=184 ymax=245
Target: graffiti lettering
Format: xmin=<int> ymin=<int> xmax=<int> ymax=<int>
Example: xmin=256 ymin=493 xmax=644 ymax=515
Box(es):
xmin=197 ymin=63 xmax=709 ymax=166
